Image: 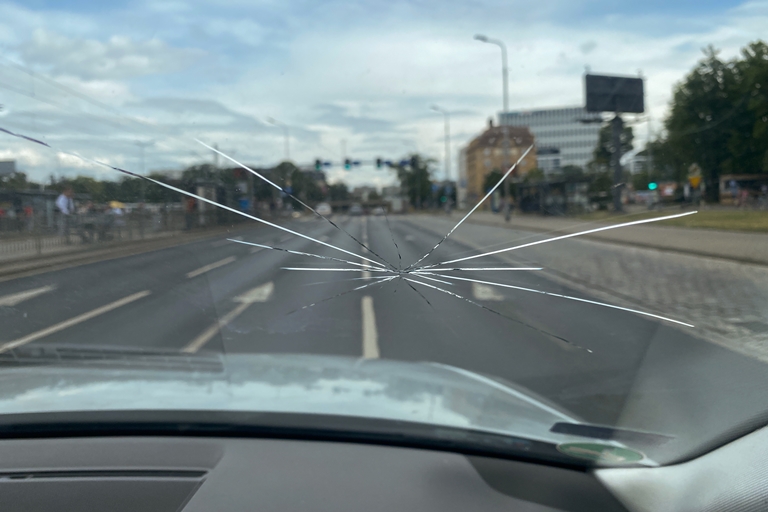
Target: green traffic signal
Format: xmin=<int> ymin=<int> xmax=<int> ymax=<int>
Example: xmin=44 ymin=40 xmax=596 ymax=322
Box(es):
xmin=648 ymin=182 xmax=658 ymax=190
xmin=344 ymin=158 xmax=351 ymax=170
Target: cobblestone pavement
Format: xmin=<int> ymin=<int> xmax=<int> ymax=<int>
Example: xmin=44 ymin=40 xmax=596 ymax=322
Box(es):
xmin=408 ymin=216 xmax=768 ymax=363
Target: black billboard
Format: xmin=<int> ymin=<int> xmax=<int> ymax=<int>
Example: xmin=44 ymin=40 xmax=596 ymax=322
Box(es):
xmin=585 ymin=74 xmax=644 ymax=113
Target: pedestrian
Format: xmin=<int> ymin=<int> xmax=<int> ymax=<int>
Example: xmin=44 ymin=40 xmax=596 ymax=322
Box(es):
xmin=56 ymin=186 xmax=75 ymax=243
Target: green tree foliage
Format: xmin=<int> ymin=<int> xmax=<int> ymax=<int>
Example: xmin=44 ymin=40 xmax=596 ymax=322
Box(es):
xmin=328 ymin=183 xmax=350 ymax=201
xmin=560 ymin=165 xmax=585 ymax=182
xmin=522 ymin=168 xmax=546 ymax=183
xmin=592 ymin=122 xmax=634 ymax=168
xmin=0 ymin=171 xmax=32 ymax=190
xmin=392 ymin=154 xmax=434 ymax=209
xmin=661 ymin=41 xmax=768 ymax=199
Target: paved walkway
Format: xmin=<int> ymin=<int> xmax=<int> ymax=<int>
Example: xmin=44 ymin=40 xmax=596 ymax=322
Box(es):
xmin=410 ymin=214 xmax=768 ymax=363
xmin=458 ymin=210 xmax=768 ymax=266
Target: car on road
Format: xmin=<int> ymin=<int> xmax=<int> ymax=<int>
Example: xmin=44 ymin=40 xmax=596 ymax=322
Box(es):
xmin=315 ymin=202 xmax=332 ymax=216
xmin=348 ymin=203 xmax=364 ymax=216
xmin=371 ymin=206 xmax=386 ymax=216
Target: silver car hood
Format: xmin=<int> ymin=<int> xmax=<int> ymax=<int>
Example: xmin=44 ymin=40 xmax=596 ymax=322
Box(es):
xmin=0 ymin=349 xmax=582 ymax=446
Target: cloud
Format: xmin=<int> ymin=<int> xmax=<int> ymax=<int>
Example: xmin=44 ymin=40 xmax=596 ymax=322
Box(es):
xmin=17 ymin=29 xmax=204 ymax=80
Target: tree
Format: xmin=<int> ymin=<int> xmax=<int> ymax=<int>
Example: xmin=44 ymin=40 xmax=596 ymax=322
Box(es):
xmin=392 ymin=154 xmax=434 ymax=209
xmin=0 ymin=171 xmax=32 ymax=190
xmin=661 ymin=41 xmax=768 ymax=200
xmin=328 ymin=183 xmax=350 ymax=201
xmin=592 ymin=123 xmax=634 ymax=168
xmin=523 ymin=168 xmax=546 ymax=183
xmin=560 ymin=165 xmax=585 ymax=182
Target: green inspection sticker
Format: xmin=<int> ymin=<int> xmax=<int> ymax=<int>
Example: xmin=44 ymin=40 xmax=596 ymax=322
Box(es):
xmin=556 ymin=443 xmax=644 ymax=464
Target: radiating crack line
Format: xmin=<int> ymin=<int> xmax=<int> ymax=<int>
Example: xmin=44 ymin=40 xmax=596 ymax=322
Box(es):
xmin=424 ymin=211 xmax=698 ymax=268
xmin=0 ymin=125 xmax=389 ymax=269
xmin=405 ymin=145 xmax=534 ymax=270
xmin=198 ymin=140 xmax=395 ymax=270
xmin=286 ymin=276 xmax=397 ymax=315
xmin=402 ymin=277 xmax=590 ymax=352
xmin=425 ymin=273 xmax=694 ymax=328
xmin=416 ymin=267 xmax=543 ymax=272
xmin=382 ymin=211 xmax=403 ymax=270
xmin=228 ymin=239 xmax=374 ymax=269
xmin=281 ymin=267 xmax=394 ymax=273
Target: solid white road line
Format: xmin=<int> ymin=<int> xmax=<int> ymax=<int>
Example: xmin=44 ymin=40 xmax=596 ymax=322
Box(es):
xmin=181 ymin=282 xmax=274 ymax=353
xmin=0 ymin=290 xmax=151 ymax=353
xmin=186 ymin=256 xmax=236 ymax=278
xmin=361 ymin=295 xmax=379 ymax=359
xmin=0 ymin=285 xmax=56 ymax=307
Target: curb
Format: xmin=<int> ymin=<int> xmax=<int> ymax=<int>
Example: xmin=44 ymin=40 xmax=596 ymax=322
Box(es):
xmin=455 ymin=216 xmax=768 ymax=268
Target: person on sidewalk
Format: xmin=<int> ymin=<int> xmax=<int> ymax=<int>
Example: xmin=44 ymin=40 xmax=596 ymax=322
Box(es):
xmin=55 ymin=186 xmax=75 ymax=244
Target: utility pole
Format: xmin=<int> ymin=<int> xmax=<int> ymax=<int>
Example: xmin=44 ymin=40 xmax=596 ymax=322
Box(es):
xmin=611 ymin=114 xmax=624 ymax=213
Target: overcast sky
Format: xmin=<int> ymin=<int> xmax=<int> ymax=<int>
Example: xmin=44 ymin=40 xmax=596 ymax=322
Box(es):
xmin=0 ymin=0 xmax=766 ymax=189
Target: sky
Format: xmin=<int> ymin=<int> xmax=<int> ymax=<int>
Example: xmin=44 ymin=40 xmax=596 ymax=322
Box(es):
xmin=0 ymin=0 xmax=766 ymax=189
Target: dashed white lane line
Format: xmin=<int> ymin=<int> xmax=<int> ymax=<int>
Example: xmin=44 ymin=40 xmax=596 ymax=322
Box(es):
xmin=361 ymin=296 xmax=379 ymax=359
xmin=186 ymin=256 xmax=236 ymax=278
xmin=181 ymin=281 xmax=274 ymax=354
xmin=0 ymin=290 xmax=152 ymax=353
xmin=0 ymin=285 xmax=56 ymax=307
xmin=472 ymin=282 xmax=504 ymax=301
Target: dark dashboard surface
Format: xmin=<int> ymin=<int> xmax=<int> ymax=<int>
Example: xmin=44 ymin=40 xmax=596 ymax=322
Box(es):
xmin=0 ymin=436 xmax=628 ymax=512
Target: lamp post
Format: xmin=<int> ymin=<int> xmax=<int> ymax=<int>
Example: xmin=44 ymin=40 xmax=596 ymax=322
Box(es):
xmin=266 ymin=117 xmax=290 ymax=161
xmin=430 ymin=105 xmax=451 ymax=183
xmin=475 ymin=34 xmax=513 ymax=220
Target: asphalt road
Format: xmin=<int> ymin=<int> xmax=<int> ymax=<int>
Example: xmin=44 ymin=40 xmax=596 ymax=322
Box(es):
xmin=1 ymin=213 xmax=768 ymax=457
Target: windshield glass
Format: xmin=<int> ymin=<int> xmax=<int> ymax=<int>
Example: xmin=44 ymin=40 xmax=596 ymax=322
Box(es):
xmin=1 ymin=0 xmax=767 ymax=468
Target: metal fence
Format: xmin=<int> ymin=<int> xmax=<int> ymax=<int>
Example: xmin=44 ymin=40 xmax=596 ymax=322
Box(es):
xmin=0 ymin=207 xmax=245 ymax=262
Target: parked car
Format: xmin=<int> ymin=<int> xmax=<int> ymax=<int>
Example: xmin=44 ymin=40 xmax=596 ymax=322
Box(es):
xmin=315 ymin=202 xmax=332 ymax=216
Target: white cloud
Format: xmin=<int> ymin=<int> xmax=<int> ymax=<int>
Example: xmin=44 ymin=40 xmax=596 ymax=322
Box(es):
xmin=17 ymin=29 xmax=204 ymax=80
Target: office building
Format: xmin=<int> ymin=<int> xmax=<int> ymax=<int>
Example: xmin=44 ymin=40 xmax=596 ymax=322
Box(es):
xmin=499 ymin=107 xmax=601 ymax=171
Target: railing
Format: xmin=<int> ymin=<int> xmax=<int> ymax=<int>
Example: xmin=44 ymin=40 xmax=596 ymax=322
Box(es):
xmin=0 ymin=207 xmax=248 ymax=262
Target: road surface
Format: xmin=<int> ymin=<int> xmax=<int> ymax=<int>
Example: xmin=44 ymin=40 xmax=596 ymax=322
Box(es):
xmin=1 ymin=213 xmax=767 ymax=453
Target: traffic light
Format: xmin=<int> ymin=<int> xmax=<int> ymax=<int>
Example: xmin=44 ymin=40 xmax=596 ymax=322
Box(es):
xmin=344 ymin=158 xmax=351 ymax=170
xmin=410 ymin=156 xmax=418 ymax=169
xmin=375 ymin=157 xmax=383 ymax=169
xmin=648 ymin=182 xmax=658 ymax=191
xmin=314 ymin=159 xmax=322 ymax=171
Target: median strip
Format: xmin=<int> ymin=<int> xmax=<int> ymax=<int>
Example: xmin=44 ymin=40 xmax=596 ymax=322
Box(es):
xmin=186 ymin=256 xmax=236 ymax=278
xmin=0 ymin=290 xmax=151 ymax=353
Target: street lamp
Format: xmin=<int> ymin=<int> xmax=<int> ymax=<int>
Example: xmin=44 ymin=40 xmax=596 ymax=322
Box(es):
xmin=430 ymin=105 xmax=451 ymax=183
xmin=266 ymin=117 xmax=290 ymax=161
xmin=475 ymin=33 xmax=512 ymax=220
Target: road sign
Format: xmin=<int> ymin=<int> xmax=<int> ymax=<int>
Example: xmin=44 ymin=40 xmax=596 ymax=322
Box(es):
xmin=585 ymin=74 xmax=644 ymax=113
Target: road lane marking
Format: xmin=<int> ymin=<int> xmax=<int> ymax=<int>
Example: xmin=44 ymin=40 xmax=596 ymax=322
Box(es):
xmin=0 ymin=285 xmax=56 ymax=307
xmin=472 ymin=283 xmax=504 ymax=301
xmin=181 ymin=282 xmax=274 ymax=353
xmin=186 ymin=256 xmax=236 ymax=278
xmin=0 ymin=290 xmax=151 ymax=353
xmin=361 ymin=296 xmax=379 ymax=359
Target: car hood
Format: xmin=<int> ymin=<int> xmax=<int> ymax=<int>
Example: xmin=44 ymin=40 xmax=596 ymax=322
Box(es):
xmin=0 ymin=347 xmax=582 ymax=446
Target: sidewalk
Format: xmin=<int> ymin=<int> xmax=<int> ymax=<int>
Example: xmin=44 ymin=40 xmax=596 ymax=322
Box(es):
xmin=459 ymin=211 xmax=768 ymax=267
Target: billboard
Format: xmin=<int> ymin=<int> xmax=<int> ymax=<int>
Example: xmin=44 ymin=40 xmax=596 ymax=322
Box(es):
xmin=0 ymin=160 xmax=16 ymax=176
xmin=585 ymin=74 xmax=644 ymax=113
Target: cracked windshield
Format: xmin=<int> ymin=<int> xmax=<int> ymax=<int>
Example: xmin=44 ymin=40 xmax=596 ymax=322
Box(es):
xmin=1 ymin=0 xmax=767 ymax=466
